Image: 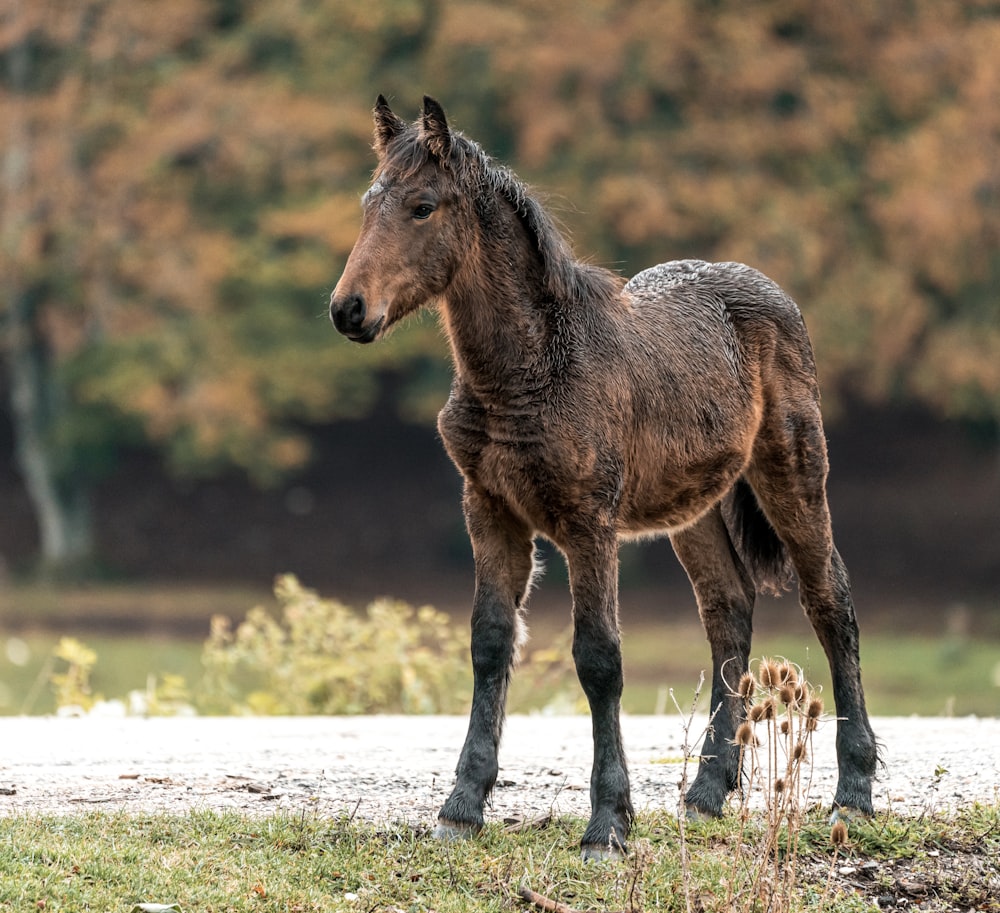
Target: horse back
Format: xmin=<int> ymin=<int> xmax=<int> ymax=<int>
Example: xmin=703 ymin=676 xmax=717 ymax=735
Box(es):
xmin=623 ymin=259 xmax=819 ymax=403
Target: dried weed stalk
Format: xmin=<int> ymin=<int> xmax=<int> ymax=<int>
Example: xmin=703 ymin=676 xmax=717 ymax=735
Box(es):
xmin=726 ymin=658 xmax=828 ymax=913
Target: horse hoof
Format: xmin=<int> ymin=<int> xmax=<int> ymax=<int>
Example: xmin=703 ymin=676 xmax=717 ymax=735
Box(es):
xmin=685 ymin=805 xmax=716 ymax=822
xmin=433 ymin=819 xmax=479 ymax=842
xmin=829 ymin=806 xmax=869 ymax=827
xmin=580 ymin=843 xmax=624 ymax=862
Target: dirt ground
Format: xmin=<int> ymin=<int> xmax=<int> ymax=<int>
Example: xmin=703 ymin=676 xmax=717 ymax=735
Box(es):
xmin=3 ymin=714 xmax=998 ymax=910
xmin=3 ymin=714 xmax=997 ymax=821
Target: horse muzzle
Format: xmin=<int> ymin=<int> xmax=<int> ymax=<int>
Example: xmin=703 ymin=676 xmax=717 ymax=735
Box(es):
xmin=329 ymin=291 xmax=384 ymax=343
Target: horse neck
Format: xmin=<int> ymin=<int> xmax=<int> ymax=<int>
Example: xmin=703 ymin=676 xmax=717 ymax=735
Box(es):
xmin=440 ymin=215 xmax=554 ymax=406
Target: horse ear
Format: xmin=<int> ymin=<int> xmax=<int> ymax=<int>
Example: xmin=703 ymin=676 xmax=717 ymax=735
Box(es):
xmin=373 ymin=94 xmax=406 ymax=156
xmin=421 ymin=95 xmax=452 ymax=160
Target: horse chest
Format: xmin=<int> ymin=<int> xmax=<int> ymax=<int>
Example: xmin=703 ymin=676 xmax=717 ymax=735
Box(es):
xmin=438 ymin=400 xmax=596 ymax=532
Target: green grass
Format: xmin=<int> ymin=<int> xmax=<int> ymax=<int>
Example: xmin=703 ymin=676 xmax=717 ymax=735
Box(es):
xmin=616 ymin=623 xmax=1000 ymax=718
xmin=512 ymin=619 xmax=1000 ymax=718
xmin=0 ymin=806 xmax=996 ymax=912
xmin=0 ymin=582 xmax=267 ymax=630
xmin=1 ymin=583 xmax=998 ymax=717
xmin=2 ymin=620 xmax=999 ymax=717
xmin=0 ymin=633 xmax=206 ymax=716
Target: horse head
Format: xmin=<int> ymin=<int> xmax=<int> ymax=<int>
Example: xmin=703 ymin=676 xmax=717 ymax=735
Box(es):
xmin=329 ymin=96 xmax=466 ymax=343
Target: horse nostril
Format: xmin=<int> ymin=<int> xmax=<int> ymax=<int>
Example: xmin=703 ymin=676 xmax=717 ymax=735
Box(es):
xmin=347 ymin=293 xmax=365 ymax=328
xmin=331 ymin=292 xmax=366 ymax=334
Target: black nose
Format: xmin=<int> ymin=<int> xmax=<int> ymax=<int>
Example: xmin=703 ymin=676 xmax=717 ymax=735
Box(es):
xmin=330 ymin=292 xmax=366 ymax=335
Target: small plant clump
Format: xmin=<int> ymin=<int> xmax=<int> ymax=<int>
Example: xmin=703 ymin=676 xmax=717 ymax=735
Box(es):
xmin=49 ymin=637 xmax=98 ymax=712
xmin=198 ymin=574 xmax=473 ymax=715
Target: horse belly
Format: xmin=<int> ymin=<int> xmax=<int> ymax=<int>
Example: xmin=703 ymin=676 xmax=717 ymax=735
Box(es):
xmin=616 ymin=447 xmax=747 ymax=537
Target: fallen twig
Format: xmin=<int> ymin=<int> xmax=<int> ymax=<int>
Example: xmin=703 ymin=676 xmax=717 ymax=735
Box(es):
xmin=504 ymin=813 xmax=553 ymax=832
xmin=518 ymin=879 xmax=627 ymax=913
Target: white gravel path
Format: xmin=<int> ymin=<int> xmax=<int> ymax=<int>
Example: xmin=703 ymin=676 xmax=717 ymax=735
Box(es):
xmin=2 ymin=715 xmax=997 ymax=822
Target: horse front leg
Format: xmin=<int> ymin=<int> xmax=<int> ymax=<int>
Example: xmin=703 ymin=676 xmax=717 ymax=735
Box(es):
xmin=434 ymin=489 xmax=535 ymax=840
xmin=565 ymin=531 xmax=634 ymax=859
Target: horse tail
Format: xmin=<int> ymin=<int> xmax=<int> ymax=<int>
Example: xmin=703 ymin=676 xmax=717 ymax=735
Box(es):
xmin=722 ymin=478 xmax=793 ymax=597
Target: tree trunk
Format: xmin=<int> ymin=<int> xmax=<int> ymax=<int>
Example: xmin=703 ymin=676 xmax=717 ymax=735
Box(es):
xmin=4 ymin=289 xmax=94 ymax=577
xmin=1 ymin=6 xmax=94 ymax=578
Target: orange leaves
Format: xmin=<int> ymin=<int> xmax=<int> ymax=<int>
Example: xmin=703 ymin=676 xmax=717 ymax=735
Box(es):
xmin=424 ymin=0 xmax=1000 ymax=425
xmin=596 ymin=175 xmax=674 ymax=248
xmin=3 ymin=0 xmax=998 ymax=491
xmin=438 ymin=2 xmax=528 ymax=48
xmin=867 ymin=23 xmax=1000 ymax=296
xmin=262 ymin=196 xmax=368 ymax=259
xmin=87 ymin=0 xmax=210 ymax=63
xmin=913 ymin=322 xmax=1000 ymax=421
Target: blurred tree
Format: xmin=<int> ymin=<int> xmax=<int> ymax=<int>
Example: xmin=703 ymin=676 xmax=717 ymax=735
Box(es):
xmin=0 ymin=0 xmax=445 ymax=575
xmin=0 ymin=0 xmax=159 ymax=574
xmin=1 ymin=0 xmax=997 ymax=575
xmin=422 ymin=0 xmax=999 ymax=424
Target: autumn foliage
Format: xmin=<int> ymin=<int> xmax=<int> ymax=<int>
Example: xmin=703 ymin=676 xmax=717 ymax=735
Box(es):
xmin=1 ymin=0 xmax=997 ymax=567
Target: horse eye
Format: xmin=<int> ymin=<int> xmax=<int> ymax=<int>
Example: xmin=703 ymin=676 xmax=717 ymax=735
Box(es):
xmin=412 ymin=203 xmax=435 ymax=221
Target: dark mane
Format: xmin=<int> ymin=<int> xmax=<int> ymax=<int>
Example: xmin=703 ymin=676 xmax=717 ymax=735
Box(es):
xmin=378 ymin=127 xmax=624 ymax=308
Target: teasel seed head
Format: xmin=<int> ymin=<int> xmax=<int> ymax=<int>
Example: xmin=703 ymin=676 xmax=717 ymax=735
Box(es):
xmin=735 ymin=721 xmax=755 ymax=746
xmin=831 ymin=820 xmax=849 ymax=846
xmin=807 ymin=697 xmax=824 ymax=720
xmin=780 ymin=720 xmax=790 ymax=735
xmin=779 ymin=683 xmax=797 ymax=707
xmin=793 ymin=742 xmax=808 ymax=763
xmin=760 ymin=660 xmax=779 ymax=689
xmin=738 ymin=672 xmax=756 ymax=701
xmin=748 ymin=703 xmax=767 ymax=723
xmin=761 ymin=697 xmax=776 ymax=720
xmin=774 ymin=777 xmax=785 ymax=794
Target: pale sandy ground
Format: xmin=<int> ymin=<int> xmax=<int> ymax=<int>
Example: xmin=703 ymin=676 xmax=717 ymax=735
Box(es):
xmin=1 ymin=715 xmax=998 ymax=822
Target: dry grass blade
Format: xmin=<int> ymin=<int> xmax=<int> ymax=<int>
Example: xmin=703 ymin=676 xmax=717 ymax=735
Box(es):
xmin=722 ymin=657 xmax=831 ymax=913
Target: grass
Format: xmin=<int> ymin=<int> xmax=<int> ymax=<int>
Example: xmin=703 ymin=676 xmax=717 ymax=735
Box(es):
xmin=2 ymin=616 xmax=999 ymax=717
xmin=0 ymin=582 xmax=268 ymax=631
xmin=0 ymin=632 xmax=206 ymax=716
xmin=2 ymin=577 xmax=998 ymax=911
xmin=0 ymin=805 xmax=996 ymax=912
xmin=1 ymin=581 xmax=998 ymax=717
xmin=616 ymin=623 xmax=1000 ymax=718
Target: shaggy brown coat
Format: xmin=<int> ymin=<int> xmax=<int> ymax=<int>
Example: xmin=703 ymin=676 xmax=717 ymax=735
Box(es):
xmin=330 ymin=96 xmax=877 ymax=858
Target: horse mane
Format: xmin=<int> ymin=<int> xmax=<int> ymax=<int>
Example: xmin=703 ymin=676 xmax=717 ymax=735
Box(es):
xmin=378 ymin=126 xmax=624 ymax=308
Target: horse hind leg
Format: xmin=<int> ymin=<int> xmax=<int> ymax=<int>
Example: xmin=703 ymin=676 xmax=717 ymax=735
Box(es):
xmin=747 ymin=410 xmax=878 ymax=817
xmin=669 ymin=505 xmax=756 ymax=818
xmin=435 ymin=488 xmax=536 ymax=840
xmin=806 ymin=545 xmax=878 ymax=817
